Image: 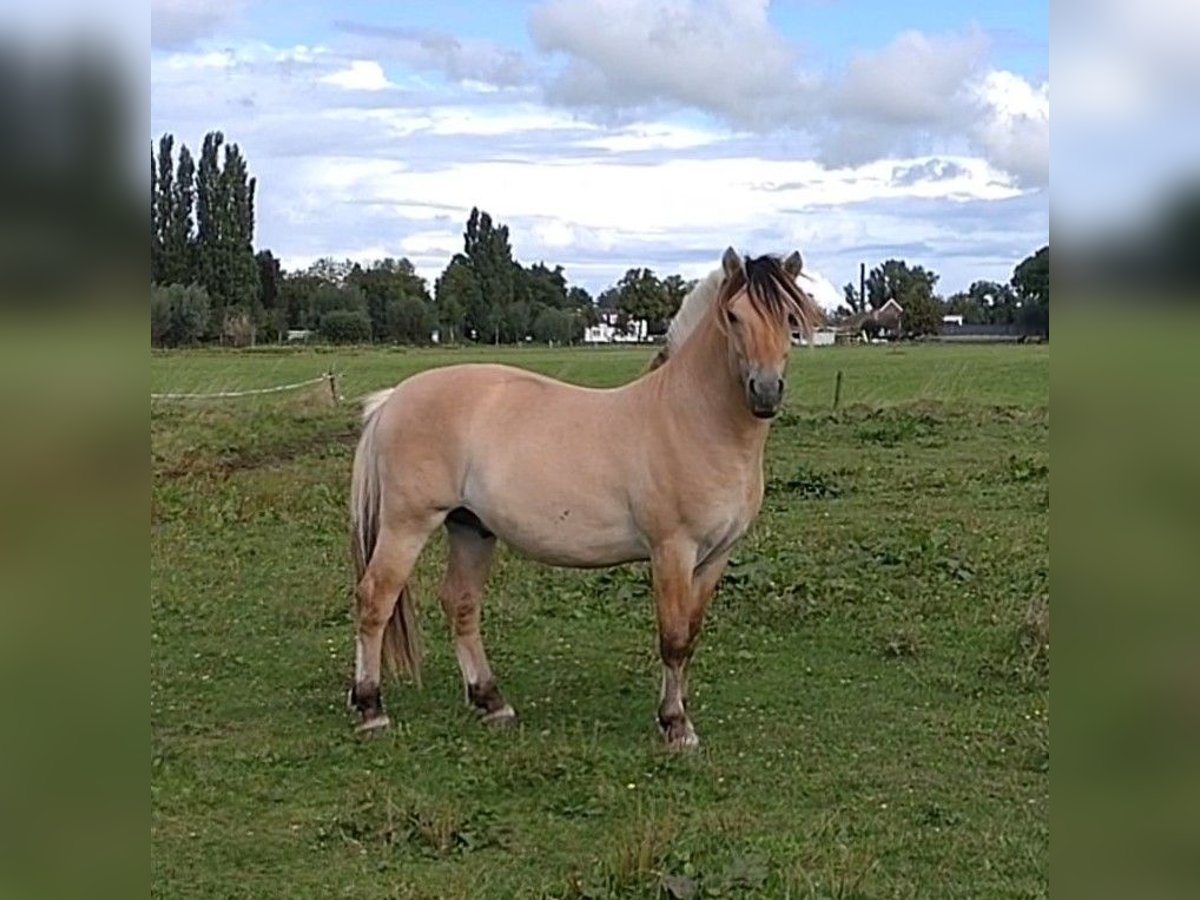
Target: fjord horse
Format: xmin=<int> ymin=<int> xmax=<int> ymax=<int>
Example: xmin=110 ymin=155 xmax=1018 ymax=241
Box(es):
xmin=349 ymin=248 xmax=823 ymax=748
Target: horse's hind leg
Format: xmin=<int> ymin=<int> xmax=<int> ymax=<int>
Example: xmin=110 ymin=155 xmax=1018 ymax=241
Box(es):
xmin=350 ymin=516 xmax=438 ymax=732
xmin=439 ymin=518 xmax=515 ymax=727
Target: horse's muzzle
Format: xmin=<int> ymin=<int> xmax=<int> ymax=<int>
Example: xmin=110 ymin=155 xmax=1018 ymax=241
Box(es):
xmin=747 ymin=374 xmax=783 ymax=418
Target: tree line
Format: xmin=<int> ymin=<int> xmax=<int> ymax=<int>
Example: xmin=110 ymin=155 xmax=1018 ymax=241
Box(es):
xmin=150 ymin=130 xmax=1049 ymax=347
xmin=839 ymin=247 xmax=1049 ymax=337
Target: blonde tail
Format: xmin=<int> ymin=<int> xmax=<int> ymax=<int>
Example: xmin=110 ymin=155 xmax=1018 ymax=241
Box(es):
xmin=349 ymin=387 xmax=423 ymax=684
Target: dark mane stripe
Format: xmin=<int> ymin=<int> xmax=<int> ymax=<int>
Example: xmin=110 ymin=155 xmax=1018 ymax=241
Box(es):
xmin=718 ymin=255 xmax=825 ymax=339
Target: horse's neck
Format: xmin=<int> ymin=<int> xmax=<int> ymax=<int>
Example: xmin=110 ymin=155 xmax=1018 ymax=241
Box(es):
xmin=657 ymin=311 xmax=769 ymax=450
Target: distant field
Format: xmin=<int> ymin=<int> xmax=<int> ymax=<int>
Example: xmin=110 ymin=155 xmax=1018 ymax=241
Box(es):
xmin=151 ymin=343 xmax=1049 ymax=898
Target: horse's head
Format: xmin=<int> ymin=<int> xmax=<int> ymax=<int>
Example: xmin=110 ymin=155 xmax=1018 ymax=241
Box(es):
xmin=717 ymin=247 xmax=824 ymax=419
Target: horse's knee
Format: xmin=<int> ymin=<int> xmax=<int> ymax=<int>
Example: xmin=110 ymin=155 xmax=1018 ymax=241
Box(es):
xmin=658 ymin=628 xmax=693 ymax=666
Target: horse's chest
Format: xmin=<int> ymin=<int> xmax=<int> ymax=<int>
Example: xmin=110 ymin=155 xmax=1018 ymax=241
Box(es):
xmin=693 ymin=479 xmax=762 ymax=563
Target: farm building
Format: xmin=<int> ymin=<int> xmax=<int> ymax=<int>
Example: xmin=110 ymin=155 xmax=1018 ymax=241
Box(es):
xmin=794 ymin=327 xmax=837 ymax=347
xmin=836 ymin=299 xmax=904 ymax=342
xmin=584 ymin=310 xmax=650 ymax=344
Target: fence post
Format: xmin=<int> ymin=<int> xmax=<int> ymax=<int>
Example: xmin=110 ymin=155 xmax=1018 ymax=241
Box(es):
xmin=327 ymin=372 xmax=339 ymax=406
xmin=833 ymin=370 xmax=843 ymax=410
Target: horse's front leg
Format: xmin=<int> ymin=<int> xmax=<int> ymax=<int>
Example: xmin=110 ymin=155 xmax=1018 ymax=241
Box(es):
xmin=652 ymin=543 xmax=729 ymax=750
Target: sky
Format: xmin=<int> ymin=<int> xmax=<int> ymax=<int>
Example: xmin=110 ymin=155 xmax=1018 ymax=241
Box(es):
xmin=149 ymin=0 xmax=1049 ymax=304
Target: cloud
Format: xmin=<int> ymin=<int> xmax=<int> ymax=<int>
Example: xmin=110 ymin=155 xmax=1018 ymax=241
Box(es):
xmin=970 ymin=71 xmax=1049 ymax=187
xmin=891 ymin=159 xmax=969 ymax=186
xmin=528 ymin=5 xmax=1047 ymax=185
xmin=836 ymin=28 xmax=987 ymax=126
xmin=333 ymin=20 xmax=530 ymax=88
xmin=319 ymin=60 xmax=396 ymax=92
xmin=529 ymin=0 xmax=807 ymax=126
xmin=151 ymin=25 xmax=1046 ymax=295
xmin=820 ymin=30 xmax=1048 ymax=185
xmin=151 ymin=0 xmax=242 ymax=50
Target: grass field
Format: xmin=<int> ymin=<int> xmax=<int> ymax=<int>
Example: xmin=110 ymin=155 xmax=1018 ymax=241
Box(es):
xmin=151 ymin=343 xmax=1049 ymax=898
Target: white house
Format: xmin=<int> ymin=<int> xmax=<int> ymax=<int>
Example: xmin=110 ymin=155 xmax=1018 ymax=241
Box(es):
xmin=584 ymin=311 xmax=650 ymax=344
xmin=794 ymin=328 xmax=837 ymax=347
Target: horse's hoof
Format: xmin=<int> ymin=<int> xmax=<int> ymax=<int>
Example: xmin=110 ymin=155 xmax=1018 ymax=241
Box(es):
xmin=479 ymin=704 xmax=517 ymax=729
xmin=661 ymin=719 xmax=700 ymax=751
xmin=355 ymin=713 xmax=391 ymax=734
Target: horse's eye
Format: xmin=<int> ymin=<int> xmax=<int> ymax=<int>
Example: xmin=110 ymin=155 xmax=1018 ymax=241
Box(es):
xmin=726 ymin=309 xmax=739 ymax=325
xmin=788 ymin=314 xmax=800 ymax=330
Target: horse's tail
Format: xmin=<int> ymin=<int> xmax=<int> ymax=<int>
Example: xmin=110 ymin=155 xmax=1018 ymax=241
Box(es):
xmin=350 ymin=387 xmax=423 ymax=684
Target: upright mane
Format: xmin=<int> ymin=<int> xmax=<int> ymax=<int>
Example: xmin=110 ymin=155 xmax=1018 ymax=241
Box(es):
xmin=663 ymin=268 xmax=724 ymax=357
xmin=648 ymin=251 xmax=823 ymax=371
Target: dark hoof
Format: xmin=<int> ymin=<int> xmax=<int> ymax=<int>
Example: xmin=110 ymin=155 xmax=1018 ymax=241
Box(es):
xmin=479 ymin=704 xmax=517 ymax=728
xmin=349 ymin=683 xmax=386 ymax=733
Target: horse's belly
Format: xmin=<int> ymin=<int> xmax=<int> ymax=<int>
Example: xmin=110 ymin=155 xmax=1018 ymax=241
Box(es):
xmin=465 ymin=483 xmax=646 ymax=568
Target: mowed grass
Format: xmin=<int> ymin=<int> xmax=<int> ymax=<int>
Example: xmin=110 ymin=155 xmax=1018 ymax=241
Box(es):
xmin=151 ymin=344 xmax=1049 ymax=898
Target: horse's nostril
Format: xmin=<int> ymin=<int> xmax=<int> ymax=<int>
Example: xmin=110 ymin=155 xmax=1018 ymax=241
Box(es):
xmin=748 ymin=378 xmax=758 ymax=394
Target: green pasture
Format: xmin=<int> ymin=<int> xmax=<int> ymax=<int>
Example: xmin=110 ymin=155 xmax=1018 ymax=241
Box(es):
xmin=151 ymin=343 xmax=1049 ymax=898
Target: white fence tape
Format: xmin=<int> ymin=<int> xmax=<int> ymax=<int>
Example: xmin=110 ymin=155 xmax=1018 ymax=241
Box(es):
xmin=151 ymin=373 xmax=332 ymax=401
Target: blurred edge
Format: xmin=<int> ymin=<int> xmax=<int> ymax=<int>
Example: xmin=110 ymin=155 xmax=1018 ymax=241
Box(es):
xmin=1054 ymin=1 xmax=1200 ymax=897
xmin=0 ymin=16 xmax=144 ymax=900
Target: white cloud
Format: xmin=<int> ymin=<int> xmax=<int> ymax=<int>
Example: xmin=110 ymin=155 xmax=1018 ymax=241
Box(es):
xmin=797 ymin=270 xmax=842 ymax=313
xmin=971 ymin=71 xmax=1049 ymax=187
xmin=320 ymin=60 xmax=396 ymax=92
xmin=575 ymin=122 xmax=724 ymax=152
xmin=837 ymin=29 xmax=987 ymax=126
xmin=530 ymin=0 xmax=805 ymax=125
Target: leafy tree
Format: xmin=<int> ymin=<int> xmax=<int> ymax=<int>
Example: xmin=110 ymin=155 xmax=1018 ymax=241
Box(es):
xmin=278 ymin=273 xmax=323 ymax=329
xmin=503 ymin=300 xmax=533 ymax=343
xmin=221 ymin=308 xmax=256 ymax=347
xmin=901 ymin=291 xmax=943 ymax=337
xmin=945 ymin=280 xmax=1017 ymax=325
xmin=434 ymin=254 xmax=478 ymax=343
xmin=150 ymin=283 xmax=211 ymax=347
xmin=348 ymin=257 xmax=429 ymax=340
xmin=523 ymin=262 xmax=569 ymax=309
xmin=1012 ymin=245 xmax=1049 ymax=335
xmin=195 ymin=131 xmax=224 ymax=311
xmin=256 ymin=250 xmax=281 ymax=311
xmin=464 ymin=207 xmax=515 ymax=343
xmin=567 ymin=285 xmax=593 ymax=309
xmin=865 ymin=259 xmax=938 ymax=310
xmin=842 ymin=282 xmax=867 ymax=314
xmin=151 ymin=135 xmax=174 ymax=284
xmin=311 ymin=282 xmax=367 ymax=321
xmin=384 ymin=295 xmax=434 ymax=344
xmin=864 ymin=259 xmax=942 ymax=336
xmin=531 ymin=306 xmax=574 ymax=344
xmin=596 ymin=287 xmax=620 ymax=310
xmin=616 ymin=268 xmax=669 ymax=335
xmin=193 ymin=132 xmax=259 ymax=331
xmin=661 ymin=274 xmax=692 ymax=321
xmin=319 ymin=308 xmax=372 ymax=343
xmin=1012 ymin=246 xmax=1049 ymax=308
xmin=166 ymin=144 xmax=196 ymax=285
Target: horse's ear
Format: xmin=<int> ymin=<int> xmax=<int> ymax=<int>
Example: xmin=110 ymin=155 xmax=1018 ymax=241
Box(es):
xmin=721 ymin=246 xmax=743 ymax=279
xmin=782 ymin=250 xmax=804 ymax=277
